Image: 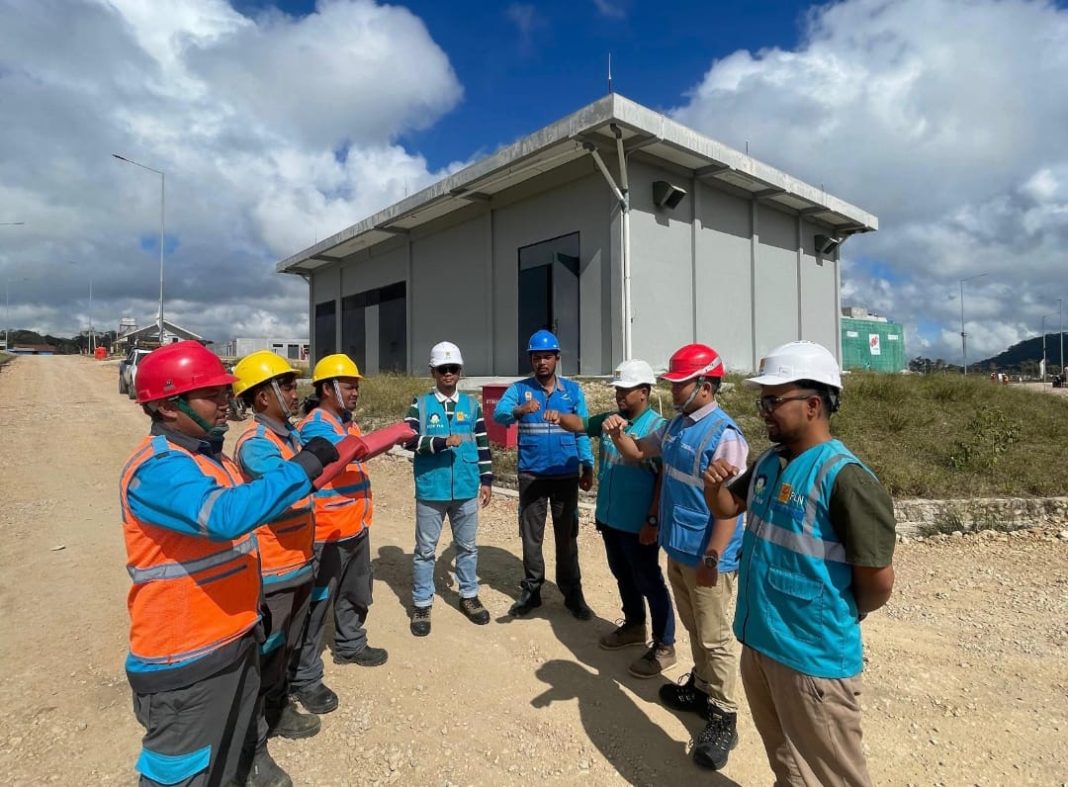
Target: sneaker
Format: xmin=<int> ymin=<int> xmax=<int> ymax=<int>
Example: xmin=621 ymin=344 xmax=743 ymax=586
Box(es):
xmin=508 ymin=589 xmax=542 ymax=617
xmin=692 ymin=706 xmax=739 ymax=771
xmin=334 ymin=644 xmax=389 ymax=667
xmin=411 ymin=606 xmax=432 ymax=637
xmin=628 ymin=642 xmax=677 ymax=678
xmin=266 ymin=701 xmax=321 ymax=739
xmin=599 ymin=621 xmax=648 ymax=650
xmin=247 ymin=748 xmax=292 ymax=787
xmin=564 ymin=594 xmax=593 ymax=621
xmin=459 ymin=596 xmax=491 ymax=625
xmin=658 ymin=672 xmax=710 ymax=717
xmin=290 ymin=682 xmax=338 ymax=715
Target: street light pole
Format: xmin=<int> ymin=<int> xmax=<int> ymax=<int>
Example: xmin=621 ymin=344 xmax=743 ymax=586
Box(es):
xmin=1 ymin=221 xmax=24 ymax=350
xmin=959 ymin=273 xmax=988 ymax=376
xmin=1059 ymin=297 xmax=1064 ymax=379
xmin=112 ymin=155 xmax=166 ymax=344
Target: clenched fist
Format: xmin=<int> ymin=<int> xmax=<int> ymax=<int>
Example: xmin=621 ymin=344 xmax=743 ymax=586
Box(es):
xmin=702 ymin=458 xmax=739 ymax=492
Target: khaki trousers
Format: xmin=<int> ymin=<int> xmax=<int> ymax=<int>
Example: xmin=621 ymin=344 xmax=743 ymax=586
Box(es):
xmin=741 ymin=645 xmax=872 ymax=787
xmin=666 ymin=559 xmax=738 ymax=713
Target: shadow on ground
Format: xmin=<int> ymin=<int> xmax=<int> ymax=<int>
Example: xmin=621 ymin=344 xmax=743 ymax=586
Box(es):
xmin=374 ymin=540 xmax=738 ymax=786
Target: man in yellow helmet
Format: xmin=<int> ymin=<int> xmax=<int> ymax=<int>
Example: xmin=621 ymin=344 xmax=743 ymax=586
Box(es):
xmin=291 ymin=354 xmax=382 ymax=716
xmin=232 ymin=351 xmax=321 ymax=787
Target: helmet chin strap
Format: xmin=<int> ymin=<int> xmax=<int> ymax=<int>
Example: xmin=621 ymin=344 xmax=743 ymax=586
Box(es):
xmin=271 ymin=379 xmax=292 ymax=420
xmin=332 ymin=379 xmax=346 ymax=411
xmin=175 ymin=397 xmax=229 ymax=439
xmin=676 ymin=376 xmax=707 ymax=413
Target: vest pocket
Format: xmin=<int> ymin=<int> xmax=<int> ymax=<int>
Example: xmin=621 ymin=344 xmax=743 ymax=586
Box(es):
xmin=665 ymin=505 xmax=710 ymax=557
xmin=766 ymin=567 xmax=824 ymax=646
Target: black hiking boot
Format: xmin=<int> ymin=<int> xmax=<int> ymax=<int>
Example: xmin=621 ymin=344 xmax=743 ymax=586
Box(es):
xmin=411 ymin=606 xmax=432 ymax=637
xmin=290 ymin=682 xmax=338 ymax=715
xmin=692 ymin=705 xmax=739 ymax=770
xmin=266 ymin=701 xmax=320 ymax=740
xmin=247 ymin=748 xmax=292 ymax=787
xmin=459 ymin=596 xmax=491 ymax=625
xmin=658 ymin=672 xmax=711 ymax=717
xmin=564 ymin=593 xmax=593 ymax=621
xmin=334 ymin=644 xmax=388 ymax=667
xmin=508 ymin=589 xmax=542 ymax=617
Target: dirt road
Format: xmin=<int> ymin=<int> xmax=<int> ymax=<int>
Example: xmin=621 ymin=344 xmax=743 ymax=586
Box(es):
xmin=1 ymin=355 xmax=1065 ymax=785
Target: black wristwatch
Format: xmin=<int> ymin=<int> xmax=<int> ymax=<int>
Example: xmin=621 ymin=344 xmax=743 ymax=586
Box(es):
xmin=645 ymin=515 xmax=658 ymax=527
xmin=702 ymin=551 xmax=719 ymax=568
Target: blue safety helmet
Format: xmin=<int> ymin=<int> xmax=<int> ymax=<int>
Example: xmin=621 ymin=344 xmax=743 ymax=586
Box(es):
xmin=527 ymin=329 xmax=561 ymax=353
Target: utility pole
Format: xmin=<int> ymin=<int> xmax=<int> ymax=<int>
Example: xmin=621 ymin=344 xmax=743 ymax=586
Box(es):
xmin=112 ymin=155 xmax=166 ymax=343
xmin=959 ymin=273 xmax=988 ymax=376
xmin=1059 ymin=297 xmax=1064 ymax=379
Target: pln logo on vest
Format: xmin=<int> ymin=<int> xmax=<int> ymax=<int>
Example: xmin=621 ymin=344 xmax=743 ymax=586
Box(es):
xmin=776 ymin=482 xmax=806 ymax=510
xmin=455 ymin=410 xmax=466 ymax=422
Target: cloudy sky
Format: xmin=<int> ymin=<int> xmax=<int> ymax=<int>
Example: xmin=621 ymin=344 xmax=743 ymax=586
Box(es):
xmin=1 ymin=0 xmax=1066 ymax=362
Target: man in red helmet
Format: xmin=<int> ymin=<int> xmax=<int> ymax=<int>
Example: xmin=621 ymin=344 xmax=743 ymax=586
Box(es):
xmin=120 ymin=341 xmax=341 ymax=787
xmin=606 ymin=343 xmax=749 ymax=773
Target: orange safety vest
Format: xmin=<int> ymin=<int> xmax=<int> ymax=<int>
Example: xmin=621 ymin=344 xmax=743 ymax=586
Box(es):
xmin=233 ymin=425 xmax=315 ymax=580
xmin=120 ymin=436 xmax=261 ymax=666
xmin=297 ymin=409 xmax=373 ymax=542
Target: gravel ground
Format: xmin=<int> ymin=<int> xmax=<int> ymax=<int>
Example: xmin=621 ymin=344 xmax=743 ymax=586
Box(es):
xmin=0 ymin=356 xmax=1065 ymax=786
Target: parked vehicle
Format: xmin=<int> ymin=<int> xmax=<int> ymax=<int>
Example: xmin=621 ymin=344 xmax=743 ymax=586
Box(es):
xmin=121 ymin=349 xmax=153 ymax=399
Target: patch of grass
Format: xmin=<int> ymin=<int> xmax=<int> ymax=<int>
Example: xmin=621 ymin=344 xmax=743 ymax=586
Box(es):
xmin=300 ymin=370 xmax=1068 ymax=498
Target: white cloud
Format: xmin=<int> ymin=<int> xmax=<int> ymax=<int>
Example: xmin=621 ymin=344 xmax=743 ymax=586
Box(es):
xmin=673 ymin=0 xmax=1068 ymax=362
xmin=0 ymin=0 xmax=463 ymax=343
xmin=592 ymin=0 xmax=627 ymax=19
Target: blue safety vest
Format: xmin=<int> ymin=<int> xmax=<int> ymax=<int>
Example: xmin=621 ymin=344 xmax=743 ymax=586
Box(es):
xmin=734 ymin=439 xmax=872 ymax=679
xmin=413 ymin=393 xmax=481 ymax=502
xmin=510 ymin=377 xmax=591 ymax=476
xmin=595 ymin=408 xmax=664 ymax=533
xmin=658 ymin=407 xmax=745 ymax=569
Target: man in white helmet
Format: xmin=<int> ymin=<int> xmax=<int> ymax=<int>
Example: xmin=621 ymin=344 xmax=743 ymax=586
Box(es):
xmin=402 ymin=342 xmax=493 ymax=636
xmin=703 ymin=340 xmax=897 ymax=787
xmin=550 ymin=359 xmax=676 ymax=678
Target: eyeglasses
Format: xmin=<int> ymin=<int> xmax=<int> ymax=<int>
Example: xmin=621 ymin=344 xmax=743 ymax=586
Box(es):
xmin=435 ymin=365 xmax=461 ymax=375
xmin=755 ymin=392 xmax=816 ymax=415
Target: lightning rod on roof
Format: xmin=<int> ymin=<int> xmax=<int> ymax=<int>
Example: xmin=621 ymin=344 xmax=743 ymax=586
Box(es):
xmin=608 ymin=52 xmax=613 ymax=94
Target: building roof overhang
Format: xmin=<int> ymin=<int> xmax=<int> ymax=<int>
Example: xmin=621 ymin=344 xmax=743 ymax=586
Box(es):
xmin=277 ymin=93 xmax=878 ymax=275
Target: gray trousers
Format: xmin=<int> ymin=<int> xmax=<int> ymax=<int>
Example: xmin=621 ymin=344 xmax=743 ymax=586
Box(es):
xmin=133 ymin=644 xmax=259 ymax=787
xmin=517 ymin=473 xmax=582 ymax=599
xmin=290 ymin=532 xmax=372 ymax=690
xmin=249 ymin=579 xmax=312 ymax=751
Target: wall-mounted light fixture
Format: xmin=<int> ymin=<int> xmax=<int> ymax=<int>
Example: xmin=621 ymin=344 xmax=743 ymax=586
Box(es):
xmin=652 ymin=180 xmax=687 ymax=210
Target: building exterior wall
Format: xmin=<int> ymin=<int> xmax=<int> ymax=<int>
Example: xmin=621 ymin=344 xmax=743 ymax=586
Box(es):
xmin=309 ymin=155 xmax=847 ymax=377
xmin=841 ymin=318 xmax=906 ymax=373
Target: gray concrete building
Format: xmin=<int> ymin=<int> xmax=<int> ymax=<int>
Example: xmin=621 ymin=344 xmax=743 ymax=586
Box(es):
xmin=277 ymin=94 xmax=877 ymax=376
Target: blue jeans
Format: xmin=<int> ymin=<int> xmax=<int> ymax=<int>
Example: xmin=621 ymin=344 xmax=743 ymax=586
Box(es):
xmin=601 ymin=524 xmax=676 ymax=646
xmin=413 ymin=497 xmax=480 ymax=607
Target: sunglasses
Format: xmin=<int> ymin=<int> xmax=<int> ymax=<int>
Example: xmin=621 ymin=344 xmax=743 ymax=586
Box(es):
xmin=435 ymin=364 xmax=461 ymax=375
xmin=755 ymin=392 xmax=817 ymax=415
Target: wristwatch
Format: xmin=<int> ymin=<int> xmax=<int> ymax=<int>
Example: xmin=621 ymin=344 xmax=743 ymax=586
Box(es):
xmin=702 ymin=551 xmax=719 ymax=568
xmin=645 ymin=515 xmax=658 ymax=527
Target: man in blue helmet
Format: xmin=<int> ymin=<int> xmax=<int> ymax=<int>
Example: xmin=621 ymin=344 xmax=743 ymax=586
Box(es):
xmin=493 ymin=329 xmax=595 ymax=619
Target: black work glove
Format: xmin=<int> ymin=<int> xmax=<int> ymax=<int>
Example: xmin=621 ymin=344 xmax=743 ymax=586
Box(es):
xmin=291 ymin=436 xmax=340 ymax=481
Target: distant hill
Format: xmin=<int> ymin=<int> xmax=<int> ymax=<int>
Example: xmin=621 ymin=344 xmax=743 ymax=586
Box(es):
xmin=977 ymin=333 xmax=1065 ymax=373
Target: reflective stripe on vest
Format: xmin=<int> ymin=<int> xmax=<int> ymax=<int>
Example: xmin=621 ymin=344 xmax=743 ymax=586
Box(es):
xmin=735 ymin=439 xmax=867 ymax=679
xmin=297 ymin=409 xmax=372 ymax=542
xmin=234 ymin=424 xmax=315 ymax=580
xmin=658 ymin=408 xmax=745 ymax=567
xmin=121 ymin=436 xmax=260 ymax=665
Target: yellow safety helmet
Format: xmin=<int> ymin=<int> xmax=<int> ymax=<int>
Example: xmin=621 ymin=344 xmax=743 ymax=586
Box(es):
xmin=312 ymin=353 xmax=362 ymax=383
xmin=232 ymin=350 xmax=301 ymax=397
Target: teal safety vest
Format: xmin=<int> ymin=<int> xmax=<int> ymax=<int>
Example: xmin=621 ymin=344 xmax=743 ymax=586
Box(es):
xmin=594 ymin=408 xmax=665 ymax=533
xmin=658 ymin=407 xmax=745 ymax=569
xmin=413 ymin=392 xmax=481 ymax=502
xmin=734 ymin=439 xmax=872 ymax=679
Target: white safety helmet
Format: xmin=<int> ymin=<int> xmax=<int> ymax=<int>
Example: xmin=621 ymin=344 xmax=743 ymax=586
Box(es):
xmin=428 ymin=341 xmax=464 ymax=368
xmin=746 ymin=341 xmax=842 ymax=390
xmin=610 ymin=359 xmax=657 ymax=388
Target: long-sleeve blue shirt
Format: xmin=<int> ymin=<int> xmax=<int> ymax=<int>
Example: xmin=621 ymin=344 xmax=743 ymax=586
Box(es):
xmin=493 ymin=376 xmax=594 ymax=476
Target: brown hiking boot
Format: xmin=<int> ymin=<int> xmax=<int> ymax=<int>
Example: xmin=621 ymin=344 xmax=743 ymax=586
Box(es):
xmin=628 ymin=641 xmax=677 ymax=678
xmin=598 ymin=621 xmax=648 ymax=650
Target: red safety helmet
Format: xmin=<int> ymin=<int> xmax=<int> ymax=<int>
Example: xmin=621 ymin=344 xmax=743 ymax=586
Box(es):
xmin=660 ymin=343 xmax=724 ymax=383
xmin=136 ymin=340 xmax=238 ymax=404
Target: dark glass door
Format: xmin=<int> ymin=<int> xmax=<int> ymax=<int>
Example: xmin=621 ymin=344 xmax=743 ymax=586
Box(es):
xmin=517 ymin=233 xmax=580 ymax=373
